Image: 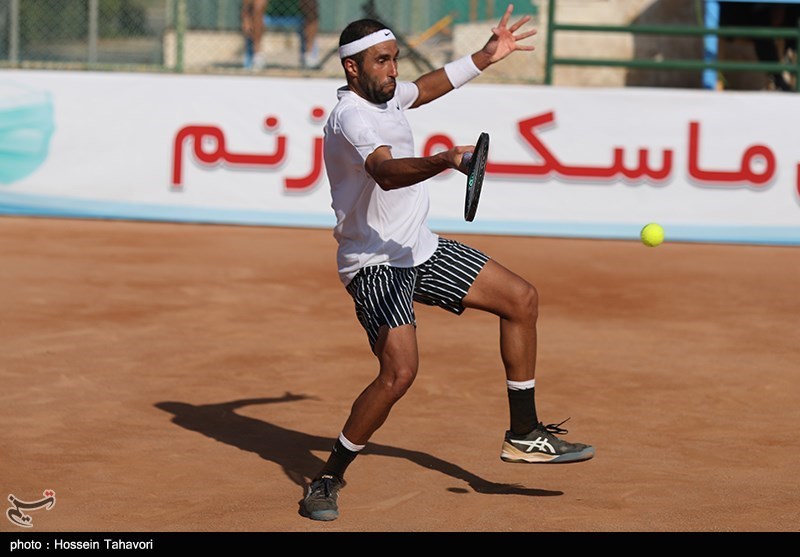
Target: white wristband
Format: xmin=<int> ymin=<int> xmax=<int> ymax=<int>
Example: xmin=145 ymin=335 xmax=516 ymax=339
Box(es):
xmin=444 ymin=54 xmax=482 ymax=89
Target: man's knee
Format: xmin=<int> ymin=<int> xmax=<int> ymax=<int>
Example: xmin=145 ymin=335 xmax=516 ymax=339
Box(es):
xmin=378 ymin=364 xmax=418 ymax=401
xmin=515 ymin=281 xmax=539 ymax=322
xmin=374 ymin=324 xmax=419 ymax=400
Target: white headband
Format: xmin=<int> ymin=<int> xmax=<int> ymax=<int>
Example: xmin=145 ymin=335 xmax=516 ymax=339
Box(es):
xmin=338 ymin=29 xmax=396 ymax=59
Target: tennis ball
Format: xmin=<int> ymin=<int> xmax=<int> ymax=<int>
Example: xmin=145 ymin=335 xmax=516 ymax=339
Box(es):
xmin=641 ymin=223 xmax=665 ymax=247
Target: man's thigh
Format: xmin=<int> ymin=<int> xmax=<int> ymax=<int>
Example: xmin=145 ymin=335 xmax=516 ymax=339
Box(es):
xmin=373 ymin=324 xmax=419 ymax=372
xmin=346 ymin=265 xmax=417 ymax=352
xmin=413 ymin=237 xmax=489 ymax=315
xmin=462 ymin=259 xmax=535 ymax=317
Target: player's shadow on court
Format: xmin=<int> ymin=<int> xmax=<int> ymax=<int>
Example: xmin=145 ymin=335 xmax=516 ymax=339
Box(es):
xmin=155 ymin=393 xmax=562 ymax=502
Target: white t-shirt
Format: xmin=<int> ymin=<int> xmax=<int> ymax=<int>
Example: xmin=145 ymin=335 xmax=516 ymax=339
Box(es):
xmin=324 ymin=81 xmax=439 ymax=286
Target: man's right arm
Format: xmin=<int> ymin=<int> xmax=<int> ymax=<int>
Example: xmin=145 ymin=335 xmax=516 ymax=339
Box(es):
xmin=336 ymin=101 xmax=472 ymax=191
xmin=365 ymin=145 xmax=471 ymax=191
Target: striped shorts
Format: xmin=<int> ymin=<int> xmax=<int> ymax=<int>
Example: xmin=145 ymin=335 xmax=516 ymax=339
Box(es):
xmin=345 ymin=237 xmax=489 ymax=349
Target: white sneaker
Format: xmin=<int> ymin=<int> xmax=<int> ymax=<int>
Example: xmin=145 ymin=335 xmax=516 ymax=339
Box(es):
xmin=501 ymin=420 xmax=595 ymax=464
xmin=303 ymin=44 xmax=320 ymax=68
xmin=252 ymin=53 xmax=267 ymax=71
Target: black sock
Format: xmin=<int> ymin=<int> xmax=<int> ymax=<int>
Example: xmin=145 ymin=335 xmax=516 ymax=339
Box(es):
xmin=317 ymin=439 xmax=359 ymax=481
xmin=507 ymin=387 xmax=538 ymax=436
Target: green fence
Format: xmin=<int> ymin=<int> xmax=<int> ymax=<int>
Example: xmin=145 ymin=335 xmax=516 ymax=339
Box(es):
xmin=544 ymin=0 xmax=800 ymax=91
xmin=1 ymin=0 xmax=539 ymax=81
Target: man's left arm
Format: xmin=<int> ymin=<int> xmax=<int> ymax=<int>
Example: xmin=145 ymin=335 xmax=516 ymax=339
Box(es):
xmin=410 ymin=4 xmax=536 ymax=109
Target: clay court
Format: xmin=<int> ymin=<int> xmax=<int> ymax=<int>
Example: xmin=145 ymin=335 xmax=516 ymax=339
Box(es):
xmin=1 ymin=216 xmax=798 ymax=532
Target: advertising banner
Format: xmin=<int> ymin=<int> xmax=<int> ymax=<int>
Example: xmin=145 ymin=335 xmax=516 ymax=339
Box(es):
xmin=1 ymin=70 xmax=798 ymax=244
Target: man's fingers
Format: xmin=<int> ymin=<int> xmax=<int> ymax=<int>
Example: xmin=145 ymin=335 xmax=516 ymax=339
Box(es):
xmin=455 ymin=145 xmax=475 ymax=170
xmin=498 ymin=3 xmax=513 ymax=28
xmin=508 ymin=14 xmax=532 ymax=33
xmin=513 ymin=29 xmax=537 ymax=42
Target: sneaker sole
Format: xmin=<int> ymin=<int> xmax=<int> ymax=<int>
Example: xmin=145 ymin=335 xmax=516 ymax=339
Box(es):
xmin=500 ymin=443 xmax=595 ymax=464
xmin=308 ymin=509 xmax=339 ymax=521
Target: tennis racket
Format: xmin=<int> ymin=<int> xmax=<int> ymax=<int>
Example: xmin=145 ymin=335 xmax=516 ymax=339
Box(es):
xmin=462 ymin=132 xmax=489 ymax=222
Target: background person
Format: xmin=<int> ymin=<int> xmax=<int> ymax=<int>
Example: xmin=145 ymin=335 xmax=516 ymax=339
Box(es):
xmin=242 ymin=0 xmax=319 ymax=70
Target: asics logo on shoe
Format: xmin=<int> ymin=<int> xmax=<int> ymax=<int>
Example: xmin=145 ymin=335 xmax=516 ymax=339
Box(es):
xmin=513 ymin=437 xmax=556 ymax=454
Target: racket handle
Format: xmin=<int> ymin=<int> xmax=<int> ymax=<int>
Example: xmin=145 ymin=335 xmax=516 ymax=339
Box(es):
xmin=462 ymin=152 xmax=472 ymax=166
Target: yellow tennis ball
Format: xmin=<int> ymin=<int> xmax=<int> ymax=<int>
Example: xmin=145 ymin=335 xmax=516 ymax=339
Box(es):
xmin=641 ymin=223 xmax=665 ymax=247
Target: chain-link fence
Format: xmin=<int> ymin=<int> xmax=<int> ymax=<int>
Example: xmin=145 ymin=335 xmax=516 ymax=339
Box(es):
xmin=0 ymin=0 xmax=543 ymax=83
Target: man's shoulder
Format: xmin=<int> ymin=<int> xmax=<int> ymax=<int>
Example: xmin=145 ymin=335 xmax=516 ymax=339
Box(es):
xmin=327 ymin=97 xmax=359 ymax=127
xmin=395 ymin=80 xmax=417 ymax=92
xmin=330 ymin=88 xmax=359 ymax=110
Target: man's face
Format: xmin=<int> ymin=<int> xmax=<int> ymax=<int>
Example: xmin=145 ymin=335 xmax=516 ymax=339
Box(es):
xmin=354 ymin=40 xmax=399 ymax=104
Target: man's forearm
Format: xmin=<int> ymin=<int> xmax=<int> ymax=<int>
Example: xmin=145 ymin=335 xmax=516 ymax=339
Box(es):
xmin=470 ymin=51 xmax=492 ymax=71
xmin=412 ymin=52 xmax=487 ymax=108
xmin=368 ymin=153 xmax=452 ymax=190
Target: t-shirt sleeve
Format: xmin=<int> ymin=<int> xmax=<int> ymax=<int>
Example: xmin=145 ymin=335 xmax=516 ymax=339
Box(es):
xmin=395 ymin=81 xmax=419 ymax=110
xmin=335 ymin=83 xmax=419 ymax=162
xmin=337 ymin=107 xmax=386 ymax=162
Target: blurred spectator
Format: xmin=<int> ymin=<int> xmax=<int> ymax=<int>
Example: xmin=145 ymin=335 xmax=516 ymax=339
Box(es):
xmin=720 ymin=1 xmax=799 ymax=91
xmin=242 ymin=0 xmax=319 ymax=70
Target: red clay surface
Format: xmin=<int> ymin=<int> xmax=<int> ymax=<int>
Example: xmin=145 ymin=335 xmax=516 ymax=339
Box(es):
xmin=1 ymin=216 xmax=798 ymax=532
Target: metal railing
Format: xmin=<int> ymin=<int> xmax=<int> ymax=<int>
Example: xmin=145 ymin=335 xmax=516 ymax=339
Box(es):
xmin=544 ymin=0 xmax=800 ymax=91
xmin=1 ymin=0 xmax=539 ymax=83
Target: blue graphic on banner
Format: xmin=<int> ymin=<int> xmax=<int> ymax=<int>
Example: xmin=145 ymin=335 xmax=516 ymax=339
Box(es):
xmin=0 ymin=82 xmax=55 ymax=185
xmin=0 ymin=190 xmax=336 ymax=228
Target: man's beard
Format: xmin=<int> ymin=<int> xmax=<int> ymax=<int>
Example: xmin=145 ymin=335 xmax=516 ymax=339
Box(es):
xmin=362 ymin=76 xmax=396 ymax=104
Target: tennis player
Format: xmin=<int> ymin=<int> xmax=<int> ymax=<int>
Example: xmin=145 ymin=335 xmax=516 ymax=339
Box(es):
xmin=305 ymin=4 xmax=594 ymax=521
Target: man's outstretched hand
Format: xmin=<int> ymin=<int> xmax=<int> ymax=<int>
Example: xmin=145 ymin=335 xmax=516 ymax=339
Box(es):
xmin=480 ymin=4 xmax=537 ymax=65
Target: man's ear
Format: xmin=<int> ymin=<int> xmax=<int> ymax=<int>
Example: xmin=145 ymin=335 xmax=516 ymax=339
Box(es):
xmin=343 ymin=58 xmax=360 ymax=80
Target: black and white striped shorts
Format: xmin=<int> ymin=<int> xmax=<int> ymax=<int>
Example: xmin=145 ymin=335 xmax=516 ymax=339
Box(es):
xmin=345 ymin=237 xmax=490 ymax=349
